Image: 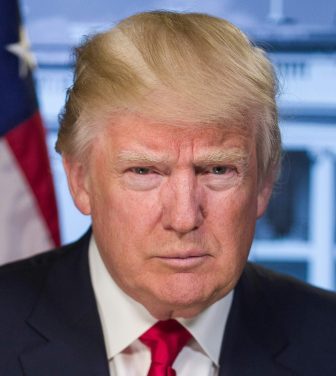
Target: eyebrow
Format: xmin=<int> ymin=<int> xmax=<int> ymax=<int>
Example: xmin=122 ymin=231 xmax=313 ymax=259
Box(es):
xmin=116 ymin=150 xmax=170 ymax=164
xmin=116 ymin=148 xmax=250 ymax=167
xmin=194 ymin=148 xmax=250 ymax=166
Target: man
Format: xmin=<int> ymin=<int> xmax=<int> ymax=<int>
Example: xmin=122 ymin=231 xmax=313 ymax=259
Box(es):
xmin=1 ymin=11 xmax=336 ymax=376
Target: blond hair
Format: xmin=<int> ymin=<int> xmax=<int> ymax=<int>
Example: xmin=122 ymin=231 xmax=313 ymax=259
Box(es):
xmin=56 ymin=11 xmax=281 ymax=183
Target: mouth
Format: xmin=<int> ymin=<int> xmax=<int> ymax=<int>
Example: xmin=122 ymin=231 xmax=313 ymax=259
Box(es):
xmin=156 ymin=251 xmax=211 ymax=269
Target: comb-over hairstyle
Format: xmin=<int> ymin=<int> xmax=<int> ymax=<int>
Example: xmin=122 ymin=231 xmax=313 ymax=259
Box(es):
xmin=56 ymin=11 xmax=281 ymax=183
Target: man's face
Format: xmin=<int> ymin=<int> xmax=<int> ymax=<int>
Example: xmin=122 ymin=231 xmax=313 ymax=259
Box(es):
xmin=66 ymin=114 xmax=272 ymax=319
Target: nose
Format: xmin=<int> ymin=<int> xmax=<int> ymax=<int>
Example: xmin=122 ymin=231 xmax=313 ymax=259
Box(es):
xmin=161 ymin=170 xmax=205 ymax=234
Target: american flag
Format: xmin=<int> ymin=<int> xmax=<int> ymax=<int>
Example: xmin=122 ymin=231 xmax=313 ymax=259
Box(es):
xmin=0 ymin=0 xmax=60 ymax=264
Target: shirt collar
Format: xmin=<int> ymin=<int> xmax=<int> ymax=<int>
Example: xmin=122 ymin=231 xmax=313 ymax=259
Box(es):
xmin=89 ymin=236 xmax=233 ymax=367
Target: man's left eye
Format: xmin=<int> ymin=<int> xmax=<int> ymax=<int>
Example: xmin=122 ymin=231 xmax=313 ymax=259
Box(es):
xmin=132 ymin=167 xmax=152 ymax=175
xmin=211 ymin=166 xmax=229 ymax=175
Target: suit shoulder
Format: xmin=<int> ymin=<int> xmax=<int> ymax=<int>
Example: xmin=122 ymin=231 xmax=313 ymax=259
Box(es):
xmin=247 ymin=262 xmax=336 ymax=320
xmin=0 ymin=231 xmax=90 ymax=308
xmin=242 ymin=264 xmax=336 ymax=374
xmin=0 ymin=241 xmax=75 ymax=284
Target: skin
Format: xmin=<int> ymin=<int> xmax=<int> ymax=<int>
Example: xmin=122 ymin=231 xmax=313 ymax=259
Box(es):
xmin=64 ymin=113 xmax=273 ymax=320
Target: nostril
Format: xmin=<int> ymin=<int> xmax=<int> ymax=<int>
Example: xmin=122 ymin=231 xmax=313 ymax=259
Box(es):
xmin=167 ymin=205 xmax=204 ymax=234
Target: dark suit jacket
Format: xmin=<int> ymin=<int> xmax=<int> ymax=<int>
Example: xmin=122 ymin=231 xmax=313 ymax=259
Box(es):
xmin=1 ymin=231 xmax=336 ymax=376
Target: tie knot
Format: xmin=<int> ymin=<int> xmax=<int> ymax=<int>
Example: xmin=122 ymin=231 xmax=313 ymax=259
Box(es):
xmin=140 ymin=319 xmax=191 ymax=373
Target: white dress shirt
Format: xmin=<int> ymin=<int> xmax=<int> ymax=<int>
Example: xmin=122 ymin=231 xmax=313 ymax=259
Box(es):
xmin=89 ymin=236 xmax=233 ymax=376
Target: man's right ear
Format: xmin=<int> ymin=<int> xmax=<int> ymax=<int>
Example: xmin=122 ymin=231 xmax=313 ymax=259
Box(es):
xmin=62 ymin=157 xmax=91 ymax=215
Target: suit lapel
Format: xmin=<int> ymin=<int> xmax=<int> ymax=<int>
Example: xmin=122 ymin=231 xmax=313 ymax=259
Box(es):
xmin=20 ymin=232 xmax=110 ymax=376
xmin=219 ymin=264 xmax=295 ymax=376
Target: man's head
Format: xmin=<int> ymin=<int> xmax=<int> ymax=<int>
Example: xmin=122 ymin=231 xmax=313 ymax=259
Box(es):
xmin=56 ymin=11 xmax=281 ymax=319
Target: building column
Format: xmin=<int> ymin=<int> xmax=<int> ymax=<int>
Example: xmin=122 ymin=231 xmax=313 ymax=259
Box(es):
xmin=308 ymin=149 xmax=335 ymax=290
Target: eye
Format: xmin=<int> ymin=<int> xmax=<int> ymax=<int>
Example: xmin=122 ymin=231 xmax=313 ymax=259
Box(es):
xmin=211 ymin=166 xmax=229 ymax=175
xmin=209 ymin=166 xmax=236 ymax=175
xmin=131 ymin=167 xmax=152 ymax=175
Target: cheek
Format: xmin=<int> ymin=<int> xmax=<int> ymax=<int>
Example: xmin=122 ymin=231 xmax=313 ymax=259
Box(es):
xmin=205 ymin=186 xmax=258 ymax=262
xmin=208 ymin=186 xmax=258 ymax=227
xmin=92 ymin=213 xmax=145 ymax=291
xmin=91 ymin=184 xmax=162 ymax=263
xmin=110 ymin=190 xmax=162 ymax=237
xmin=92 ymin=175 xmax=159 ymax=222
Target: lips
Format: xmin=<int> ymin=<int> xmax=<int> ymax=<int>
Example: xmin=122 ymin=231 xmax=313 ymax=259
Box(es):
xmin=155 ymin=250 xmax=211 ymax=269
xmin=160 ymin=249 xmax=209 ymax=258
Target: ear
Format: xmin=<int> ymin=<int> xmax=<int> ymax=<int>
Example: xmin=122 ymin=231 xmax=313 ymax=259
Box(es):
xmin=62 ymin=157 xmax=91 ymax=215
xmin=256 ymin=173 xmax=274 ymax=219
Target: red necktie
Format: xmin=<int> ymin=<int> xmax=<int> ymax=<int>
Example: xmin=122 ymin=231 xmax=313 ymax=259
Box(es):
xmin=140 ymin=319 xmax=191 ymax=376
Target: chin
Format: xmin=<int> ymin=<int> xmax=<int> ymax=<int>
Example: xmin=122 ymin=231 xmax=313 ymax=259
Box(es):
xmin=146 ymin=295 xmax=217 ymax=320
xmin=146 ymin=279 xmax=226 ymax=319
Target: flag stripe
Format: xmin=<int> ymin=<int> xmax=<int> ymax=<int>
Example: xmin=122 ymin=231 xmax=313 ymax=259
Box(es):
xmin=6 ymin=111 xmax=61 ymax=246
xmin=0 ymin=138 xmax=53 ymax=264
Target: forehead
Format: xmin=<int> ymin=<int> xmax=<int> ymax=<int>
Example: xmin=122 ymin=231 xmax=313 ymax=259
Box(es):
xmin=97 ymin=113 xmax=255 ymax=155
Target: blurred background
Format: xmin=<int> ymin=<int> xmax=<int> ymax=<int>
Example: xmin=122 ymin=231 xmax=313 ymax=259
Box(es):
xmin=10 ymin=0 xmax=336 ymax=288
